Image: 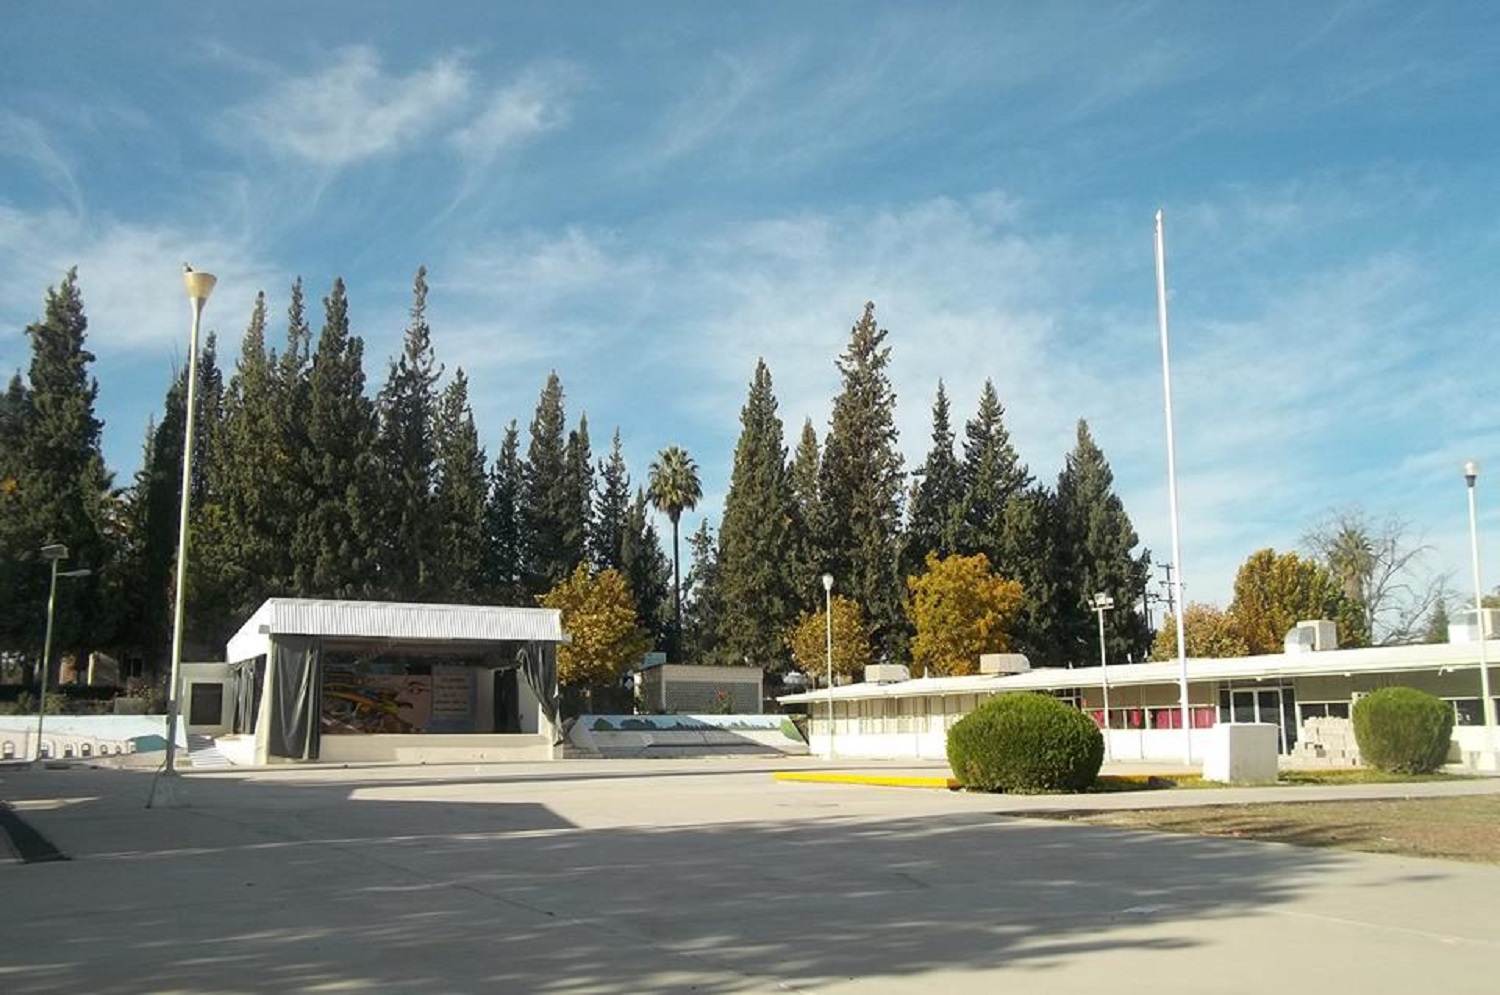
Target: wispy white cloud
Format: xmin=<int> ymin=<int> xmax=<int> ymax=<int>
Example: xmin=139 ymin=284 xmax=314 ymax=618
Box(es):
xmin=448 ymin=63 xmax=582 ymax=162
xmin=0 ymin=113 xmax=84 ymax=215
xmin=223 ymin=46 xmax=470 ymax=167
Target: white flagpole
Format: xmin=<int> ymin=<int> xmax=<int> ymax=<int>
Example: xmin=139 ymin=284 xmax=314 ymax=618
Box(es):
xmin=1155 ymin=210 xmax=1192 ymax=764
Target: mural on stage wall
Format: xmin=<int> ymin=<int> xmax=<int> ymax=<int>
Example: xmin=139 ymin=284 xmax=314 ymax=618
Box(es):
xmin=321 ymin=656 xmax=479 ymax=734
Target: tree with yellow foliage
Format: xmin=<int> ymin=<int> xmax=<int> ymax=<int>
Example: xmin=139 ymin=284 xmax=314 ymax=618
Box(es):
xmin=786 ymin=594 xmax=870 ymax=686
xmin=907 ymin=552 xmax=1024 ymax=677
xmin=1149 ymin=602 xmax=1249 ymax=660
xmin=539 ymin=563 xmax=652 ymax=687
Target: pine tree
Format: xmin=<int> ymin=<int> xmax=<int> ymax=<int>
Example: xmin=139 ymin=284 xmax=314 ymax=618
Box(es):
xmin=715 ymin=360 xmax=798 ymax=671
xmin=434 ymin=369 xmax=488 ymax=602
xmin=818 ymin=302 xmax=905 ymax=661
xmin=999 ymin=484 xmax=1069 ymax=666
xmin=958 ymin=379 xmax=1031 ymax=568
xmin=1055 ymin=420 xmax=1153 ymax=664
xmin=293 ymin=278 xmax=379 ymax=599
xmin=1 ymin=270 xmax=113 ymax=662
xmin=621 ymin=487 xmax=673 ymax=651
xmin=904 ymin=381 xmax=965 ymax=582
xmin=484 ymin=421 xmax=525 ymax=605
xmin=681 ymin=518 xmax=721 ymax=662
xmin=522 ymin=373 xmax=571 ymax=595
xmin=374 ymin=267 xmax=441 ymax=600
xmin=592 ymin=430 xmax=631 ymax=572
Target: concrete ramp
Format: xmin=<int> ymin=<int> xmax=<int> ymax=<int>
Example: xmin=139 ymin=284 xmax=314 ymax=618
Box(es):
xmin=567 ymin=714 xmax=808 ymax=759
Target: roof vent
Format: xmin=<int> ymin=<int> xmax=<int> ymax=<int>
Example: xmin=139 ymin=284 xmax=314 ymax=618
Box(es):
xmin=979 ymin=653 xmax=1031 ymax=675
xmin=1284 ymin=620 xmax=1338 ymax=654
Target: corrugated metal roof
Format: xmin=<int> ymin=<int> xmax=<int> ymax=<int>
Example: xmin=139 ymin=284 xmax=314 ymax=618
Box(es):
xmin=229 ymin=598 xmax=566 ymax=646
xmin=777 ymin=639 xmax=1500 ymax=704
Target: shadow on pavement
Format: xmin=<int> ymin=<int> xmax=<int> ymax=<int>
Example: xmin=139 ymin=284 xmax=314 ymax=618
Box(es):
xmin=0 ymin=765 xmax=1368 ymax=993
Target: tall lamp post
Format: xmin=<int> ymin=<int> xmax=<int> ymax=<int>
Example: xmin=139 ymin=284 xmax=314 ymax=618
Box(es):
xmin=822 ymin=573 xmax=834 ymax=761
xmin=150 ymin=265 xmax=216 ymax=808
xmin=1154 ymin=210 xmax=1192 ymax=763
xmin=1091 ymin=592 xmax=1115 ymax=760
xmin=1463 ymin=461 xmax=1494 ymax=762
xmin=35 ymin=545 xmax=90 ymax=762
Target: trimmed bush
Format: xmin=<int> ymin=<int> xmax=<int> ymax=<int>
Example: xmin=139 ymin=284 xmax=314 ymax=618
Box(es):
xmin=946 ymin=692 xmax=1104 ymax=793
xmin=1352 ymin=686 xmax=1453 ymax=774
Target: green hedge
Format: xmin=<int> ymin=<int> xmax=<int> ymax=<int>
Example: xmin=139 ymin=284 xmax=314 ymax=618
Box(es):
xmin=1352 ymin=686 xmax=1453 ymax=774
xmin=946 ymin=692 xmax=1104 ymax=793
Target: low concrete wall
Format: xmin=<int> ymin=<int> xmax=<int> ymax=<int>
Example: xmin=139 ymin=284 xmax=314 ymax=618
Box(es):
xmin=568 ymin=715 xmax=808 ymax=758
xmin=0 ymin=714 xmax=179 ymax=762
xmin=317 ymin=733 xmax=554 ymax=764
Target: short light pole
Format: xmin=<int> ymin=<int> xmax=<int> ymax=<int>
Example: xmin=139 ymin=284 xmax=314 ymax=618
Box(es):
xmin=1464 ymin=461 xmax=1495 ymax=761
xmin=822 ymin=572 xmax=834 ymax=761
xmin=1092 ymin=592 xmax=1115 ymax=760
xmin=36 ymin=545 xmax=68 ymax=761
xmin=150 ymin=265 xmax=216 ymax=809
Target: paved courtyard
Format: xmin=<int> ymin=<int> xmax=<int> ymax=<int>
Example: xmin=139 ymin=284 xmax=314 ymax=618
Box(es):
xmin=2 ymin=759 xmax=1498 ymax=993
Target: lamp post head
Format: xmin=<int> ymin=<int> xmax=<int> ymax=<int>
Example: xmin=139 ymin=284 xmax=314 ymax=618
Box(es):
xmin=58 ymin=568 xmax=91 ymax=579
xmin=182 ymin=265 xmax=217 ymax=303
xmin=1092 ymin=592 xmax=1114 ymax=611
xmin=1464 ymin=460 xmax=1479 ymax=487
xmin=821 ymin=573 xmax=834 ymax=593
xmin=40 ymin=543 xmax=68 ymax=563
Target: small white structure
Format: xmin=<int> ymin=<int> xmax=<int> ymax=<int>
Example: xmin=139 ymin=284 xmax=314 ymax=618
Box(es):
xmin=220 ymin=599 xmax=568 ymax=765
xmin=634 ymin=662 xmax=763 ymax=714
xmin=1202 ymin=723 xmax=1280 ymax=783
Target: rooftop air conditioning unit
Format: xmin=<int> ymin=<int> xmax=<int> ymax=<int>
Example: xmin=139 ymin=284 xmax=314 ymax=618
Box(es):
xmin=1284 ymin=620 xmax=1338 ymax=654
xmin=1449 ymin=608 xmax=1500 ymax=643
xmin=979 ymin=653 xmax=1031 ymax=675
xmin=864 ymin=664 xmax=910 ymax=683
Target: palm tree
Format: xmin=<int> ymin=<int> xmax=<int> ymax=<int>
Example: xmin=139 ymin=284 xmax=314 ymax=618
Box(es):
xmin=647 ymin=445 xmax=702 ymax=659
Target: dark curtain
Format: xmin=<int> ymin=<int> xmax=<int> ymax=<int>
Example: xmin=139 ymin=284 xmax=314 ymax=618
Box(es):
xmin=266 ymin=637 xmax=322 ymax=760
xmin=230 ymin=656 xmax=264 ymax=734
xmin=518 ymin=641 xmax=560 ymax=743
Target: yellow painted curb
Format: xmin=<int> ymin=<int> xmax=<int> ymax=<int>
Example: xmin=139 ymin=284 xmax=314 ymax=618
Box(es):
xmin=774 ymin=771 xmax=960 ymax=790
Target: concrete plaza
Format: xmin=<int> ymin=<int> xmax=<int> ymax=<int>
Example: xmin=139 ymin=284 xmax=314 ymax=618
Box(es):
xmin=2 ymin=758 xmax=1498 ymax=993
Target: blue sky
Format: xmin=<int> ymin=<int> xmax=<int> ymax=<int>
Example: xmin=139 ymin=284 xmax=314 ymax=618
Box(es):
xmin=2 ymin=1 xmax=1496 ymax=610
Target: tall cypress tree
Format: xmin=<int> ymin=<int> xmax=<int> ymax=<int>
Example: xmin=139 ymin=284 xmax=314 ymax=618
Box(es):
xmin=1055 ymin=419 xmax=1153 ymax=664
xmin=374 ymin=267 xmax=441 ymax=600
xmin=562 ymin=414 xmax=594 ymax=577
xmin=183 ymin=332 xmax=236 ymax=654
xmin=818 ymin=302 xmax=905 ymax=661
xmin=216 ymin=292 xmax=290 ymax=618
xmin=2 ymin=269 xmax=113 ymax=663
xmin=522 ymin=373 xmax=570 ymax=594
xmin=959 ymin=379 xmax=1031 ymax=569
xmin=787 ymin=418 xmax=822 ymax=613
xmin=293 ymin=278 xmax=379 ymax=599
xmin=484 ymin=421 xmax=525 ymax=605
xmin=434 ymin=369 xmax=488 ymax=602
xmin=0 ymin=374 xmax=33 ymax=653
xmin=715 ymin=360 xmax=798 ymax=670
xmin=904 ymin=380 xmax=965 ymax=583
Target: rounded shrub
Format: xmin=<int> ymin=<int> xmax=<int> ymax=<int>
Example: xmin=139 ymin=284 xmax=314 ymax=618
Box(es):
xmin=1352 ymin=686 xmax=1453 ymax=774
xmin=946 ymin=692 xmax=1104 ymax=793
